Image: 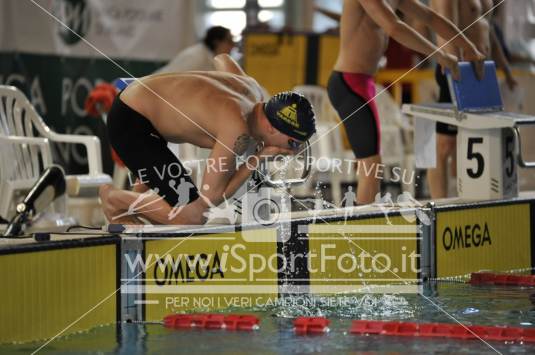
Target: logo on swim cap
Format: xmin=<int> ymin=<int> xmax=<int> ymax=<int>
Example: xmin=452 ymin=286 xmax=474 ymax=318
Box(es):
xmin=264 ymin=92 xmax=316 ymax=141
xmin=277 ymin=104 xmax=299 ymax=128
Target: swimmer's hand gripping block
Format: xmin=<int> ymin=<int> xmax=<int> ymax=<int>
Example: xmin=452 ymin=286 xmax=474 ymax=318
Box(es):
xmin=446 ymin=61 xmax=503 ymax=112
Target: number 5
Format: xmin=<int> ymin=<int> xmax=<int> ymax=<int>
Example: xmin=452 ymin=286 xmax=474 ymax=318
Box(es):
xmin=505 ymin=135 xmax=514 ymax=178
xmin=467 ymin=137 xmax=484 ymax=178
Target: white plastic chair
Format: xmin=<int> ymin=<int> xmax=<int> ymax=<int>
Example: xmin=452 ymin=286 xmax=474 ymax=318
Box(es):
xmin=0 ymin=85 xmax=111 ymax=219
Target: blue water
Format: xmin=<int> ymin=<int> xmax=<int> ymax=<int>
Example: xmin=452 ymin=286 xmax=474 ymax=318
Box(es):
xmin=4 ymin=283 xmax=535 ymax=354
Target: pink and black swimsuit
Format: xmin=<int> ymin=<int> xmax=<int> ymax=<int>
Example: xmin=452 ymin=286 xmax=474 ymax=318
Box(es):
xmin=327 ymin=71 xmax=381 ymax=159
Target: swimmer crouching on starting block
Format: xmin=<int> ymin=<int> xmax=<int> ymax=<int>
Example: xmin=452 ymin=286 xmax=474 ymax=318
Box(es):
xmin=325 ymin=0 xmax=484 ymax=204
xmin=99 ymin=54 xmax=316 ymax=225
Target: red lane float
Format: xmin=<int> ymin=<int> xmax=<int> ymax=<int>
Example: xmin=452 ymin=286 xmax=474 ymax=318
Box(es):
xmin=350 ymin=320 xmax=535 ymax=342
xmin=470 ymin=272 xmax=535 ymax=287
xmin=294 ymin=317 xmax=330 ymax=335
xmin=164 ymin=314 xmax=259 ymax=331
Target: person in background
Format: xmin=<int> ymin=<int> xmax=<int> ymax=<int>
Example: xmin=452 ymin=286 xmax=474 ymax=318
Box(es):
xmin=85 ymin=26 xmax=236 ymax=118
xmin=156 ymin=26 xmax=236 ymax=74
xmin=325 ymin=0 xmax=483 ymax=205
xmin=427 ymin=0 xmax=517 ymax=199
xmin=492 ymin=0 xmax=535 ymax=66
xmin=315 ymin=5 xmax=432 ymax=103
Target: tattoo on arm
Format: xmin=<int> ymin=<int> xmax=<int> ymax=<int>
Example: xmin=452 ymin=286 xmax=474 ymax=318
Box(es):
xmin=233 ymin=134 xmax=251 ymax=155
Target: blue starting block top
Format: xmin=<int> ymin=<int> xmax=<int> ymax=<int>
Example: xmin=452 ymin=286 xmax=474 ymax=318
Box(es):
xmin=446 ymin=61 xmax=503 ymax=113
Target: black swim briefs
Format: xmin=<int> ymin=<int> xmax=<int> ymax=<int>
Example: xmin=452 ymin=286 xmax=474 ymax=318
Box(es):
xmin=327 ymin=71 xmax=381 ymax=159
xmin=107 ymin=94 xmax=199 ymax=207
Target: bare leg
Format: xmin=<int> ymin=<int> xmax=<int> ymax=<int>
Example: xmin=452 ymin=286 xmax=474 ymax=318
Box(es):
xmin=100 ymin=177 xmax=210 ymax=226
xmin=132 ymin=179 xmax=150 ymax=194
xmin=99 ymin=184 xmax=143 ymax=224
xmin=104 ymin=186 xmax=171 ymax=224
xmin=356 ymin=155 xmax=382 ymax=204
xmin=450 ymin=143 xmax=457 ymax=178
xmin=427 ymin=133 xmax=456 ymax=199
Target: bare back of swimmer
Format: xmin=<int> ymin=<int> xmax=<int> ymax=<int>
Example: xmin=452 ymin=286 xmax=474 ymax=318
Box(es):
xmin=326 ymin=0 xmax=484 ymax=204
xmin=120 ymin=69 xmax=265 ymax=149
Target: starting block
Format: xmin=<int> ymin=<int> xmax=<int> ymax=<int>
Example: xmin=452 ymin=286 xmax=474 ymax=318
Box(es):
xmin=402 ymin=61 xmax=535 ymax=200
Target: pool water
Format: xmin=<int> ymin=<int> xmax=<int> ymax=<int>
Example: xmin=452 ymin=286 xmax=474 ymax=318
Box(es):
xmin=4 ymin=282 xmax=535 ymax=354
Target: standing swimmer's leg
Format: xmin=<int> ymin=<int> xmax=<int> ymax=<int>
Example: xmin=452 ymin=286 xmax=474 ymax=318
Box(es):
xmin=356 ymin=155 xmax=382 ymax=204
xmin=427 ymin=133 xmax=456 ymax=199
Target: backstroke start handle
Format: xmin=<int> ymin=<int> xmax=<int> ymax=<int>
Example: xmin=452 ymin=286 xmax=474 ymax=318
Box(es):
xmin=512 ymin=127 xmax=535 ymax=168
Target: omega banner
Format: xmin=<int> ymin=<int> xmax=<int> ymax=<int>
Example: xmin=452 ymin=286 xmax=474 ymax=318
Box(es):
xmin=435 ymin=203 xmax=532 ymax=277
xmin=0 ymin=0 xmax=194 ymax=174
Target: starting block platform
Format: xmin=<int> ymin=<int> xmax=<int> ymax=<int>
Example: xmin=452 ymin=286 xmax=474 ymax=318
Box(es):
xmin=402 ymin=61 xmax=535 ymax=200
xmin=402 ymin=103 xmax=535 ymax=130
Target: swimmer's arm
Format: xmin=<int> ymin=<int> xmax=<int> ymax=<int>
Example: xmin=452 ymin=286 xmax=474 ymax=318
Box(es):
xmin=192 ymin=116 xmax=254 ymax=208
xmin=214 ymin=54 xmax=247 ymax=76
xmin=197 ymin=137 xmax=242 ymax=209
xmin=221 ymin=145 xmax=294 ymax=199
xmin=427 ymin=0 xmax=459 ymax=57
xmin=173 ymin=141 xmax=243 ymax=225
xmin=490 ymin=28 xmax=514 ymax=81
xmin=358 ymin=0 xmax=451 ymax=61
xmin=398 ymin=0 xmax=483 ymax=61
xmin=200 ymin=132 xmax=294 ymax=204
xmin=189 ymin=134 xmax=295 ymax=215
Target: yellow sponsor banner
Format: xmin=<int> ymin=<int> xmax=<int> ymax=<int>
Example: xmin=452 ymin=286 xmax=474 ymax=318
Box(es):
xmin=0 ymin=244 xmax=117 ymax=344
xmin=318 ymin=35 xmax=340 ymax=88
xmin=436 ymin=204 xmax=531 ymax=278
xmin=243 ymin=33 xmax=307 ymax=95
xmin=308 ymin=216 xmax=419 ymax=295
xmin=143 ymin=231 xmax=278 ymax=321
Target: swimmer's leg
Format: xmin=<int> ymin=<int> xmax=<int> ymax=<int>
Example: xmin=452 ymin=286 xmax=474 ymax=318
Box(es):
xmin=99 ymin=184 xmax=172 ymax=224
xmin=99 ymin=184 xmax=143 ymax=224
xmin=427 ymin=133 xmax=456 ymax=199
xmin=99 ymin=184 xmax=204 ymax=225
xmin=356 ymin=155 xmax=382 ymax=204
xmin=326 ymin=71 xmax=381 ymax=205
xmin=132 ymin=179 xmax=150 ymax=193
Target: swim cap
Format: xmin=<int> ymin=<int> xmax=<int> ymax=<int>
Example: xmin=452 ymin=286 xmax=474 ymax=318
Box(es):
xmin=263 ymin=91 xmax=316 ymax=141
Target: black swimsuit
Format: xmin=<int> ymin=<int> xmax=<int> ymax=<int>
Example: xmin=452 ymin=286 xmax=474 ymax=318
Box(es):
xmin=106 ymin=94 xmax=199 ymax=207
